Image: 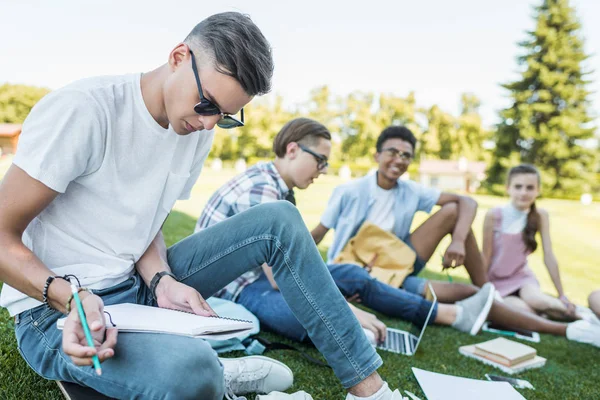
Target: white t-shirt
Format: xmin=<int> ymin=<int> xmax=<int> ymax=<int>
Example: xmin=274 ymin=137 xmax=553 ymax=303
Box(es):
xmin=366 ymin=185 xmax=396 ymax=232
xmin=0 ymin=73 xmax=214 ymax=316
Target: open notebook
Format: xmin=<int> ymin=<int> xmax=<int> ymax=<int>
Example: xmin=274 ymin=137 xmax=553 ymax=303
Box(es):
xmin=57 ymin=303 xmax=254 ymax=340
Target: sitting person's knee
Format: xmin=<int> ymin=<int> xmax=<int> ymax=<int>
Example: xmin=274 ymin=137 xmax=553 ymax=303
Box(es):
xmin=257 ymin=201 xmax=302 ymax=224
xmin=440 ymin=202 xmax=458 ymax=221
xmin=161 ymin=342 xmax=224 ymax=399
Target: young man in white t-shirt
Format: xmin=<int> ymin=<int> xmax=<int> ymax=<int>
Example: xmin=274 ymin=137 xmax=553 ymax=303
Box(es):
xmin=0 ymin=13 xmax=410 ymax=400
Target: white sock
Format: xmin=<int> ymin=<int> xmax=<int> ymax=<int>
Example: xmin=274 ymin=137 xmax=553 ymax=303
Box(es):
xmin=451 ymin=305 xmax=464 ymax=328
xmin=348 ymin=381 xmax=391 ymax=400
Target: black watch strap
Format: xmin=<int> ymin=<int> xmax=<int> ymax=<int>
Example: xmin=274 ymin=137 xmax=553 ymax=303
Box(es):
xmin=150 ymin=271 xmax=178 ymax=300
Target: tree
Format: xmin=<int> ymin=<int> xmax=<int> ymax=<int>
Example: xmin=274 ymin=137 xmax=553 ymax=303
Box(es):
xmin=487 ymin=0 xmax=597 ymax=196
xmin=455 ymin=94 xmax=490 ymax=161
xmin=421 ymin=105 xmax=456 ymax=160
xmin=0 ymin=84 xmax=50 ymax=123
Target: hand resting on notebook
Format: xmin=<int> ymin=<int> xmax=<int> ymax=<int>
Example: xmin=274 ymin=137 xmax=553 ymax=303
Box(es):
xmin=153 ymin=274 xmax=217 ymax=317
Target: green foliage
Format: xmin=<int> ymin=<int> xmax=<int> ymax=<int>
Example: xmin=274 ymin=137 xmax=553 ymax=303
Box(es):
xmin=0 ymin=84 xmax=50 ymax=123
xmin=487 ymin=0 xmax=597 ymax=197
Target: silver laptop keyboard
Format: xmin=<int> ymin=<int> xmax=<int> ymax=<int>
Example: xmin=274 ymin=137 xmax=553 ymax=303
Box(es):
xmin=379 ymin=329 xmax=408 ymax=354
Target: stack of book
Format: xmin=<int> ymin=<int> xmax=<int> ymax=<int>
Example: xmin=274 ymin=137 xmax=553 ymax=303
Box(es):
xmin=459 ymin=337 xmax=546 ymax=374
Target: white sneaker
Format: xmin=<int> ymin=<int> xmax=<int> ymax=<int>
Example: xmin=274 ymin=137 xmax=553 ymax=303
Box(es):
xmin=221 ymin=356 xmax=293 ymax=399
xmin=566 ymin=320 xmax=600 ymax=348
xmin=576 ymin=305 xmax=600 ymax=326
xmin=345 ymin=382 xmax=408 ymax=400
xmin=453 ymin=282 xmax=496 ymax=335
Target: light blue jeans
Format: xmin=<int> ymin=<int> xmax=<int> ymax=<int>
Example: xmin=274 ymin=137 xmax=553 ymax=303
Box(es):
xmin=15 ymin=202 xmax=381 ymax=399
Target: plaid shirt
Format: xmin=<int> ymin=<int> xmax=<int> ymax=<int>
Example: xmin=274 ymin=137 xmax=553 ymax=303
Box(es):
xmin=195 ymin=161 xmax=291 ymax=300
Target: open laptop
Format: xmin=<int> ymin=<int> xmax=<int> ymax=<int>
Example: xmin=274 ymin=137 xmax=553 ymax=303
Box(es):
xmin=375 ymin=282 xmax=438 ymax=356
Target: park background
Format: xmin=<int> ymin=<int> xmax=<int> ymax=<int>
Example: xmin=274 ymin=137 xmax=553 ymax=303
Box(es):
xmin=1 ymin=0 xmax=599 ymax=398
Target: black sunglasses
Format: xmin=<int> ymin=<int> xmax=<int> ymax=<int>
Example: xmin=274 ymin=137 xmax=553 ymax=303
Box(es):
xmin=299 ymin=144 xmax=329 ymax=170
xmin=189 ymin=50 xmax=244 ymax=129
xmin=381 ymin=147 xmax=413 ymax=161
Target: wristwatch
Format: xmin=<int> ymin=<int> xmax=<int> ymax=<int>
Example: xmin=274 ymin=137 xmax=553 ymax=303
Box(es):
xmin=150 ymin=271 xmax=178 ymax=300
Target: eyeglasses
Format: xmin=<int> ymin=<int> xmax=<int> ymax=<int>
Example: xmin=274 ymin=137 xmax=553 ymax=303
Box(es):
xmin=299 ymin=144 xmax=329 ymax=171
xmin=381 ymin=147 xmax=413 ymax=162
xmin=189 ymin=50 xmax=244 ymax=129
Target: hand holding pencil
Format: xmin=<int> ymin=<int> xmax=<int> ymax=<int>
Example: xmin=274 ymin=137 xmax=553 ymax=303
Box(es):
xmin=61 ymin=287 xmax=118 ymax=374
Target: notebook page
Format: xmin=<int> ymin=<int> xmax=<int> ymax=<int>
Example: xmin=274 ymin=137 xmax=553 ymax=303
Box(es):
xmin=57 ymin=303 xmax=253 ymax=336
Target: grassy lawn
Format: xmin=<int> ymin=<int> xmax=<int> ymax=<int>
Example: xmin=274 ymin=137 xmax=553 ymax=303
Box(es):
xmin=1 ymin=167 xmax=599 ymax=399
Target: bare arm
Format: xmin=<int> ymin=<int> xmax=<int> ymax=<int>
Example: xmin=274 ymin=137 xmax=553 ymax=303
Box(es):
xmin=436 ymin=192 xmax=478 ymax=267
xmin=311 ymin=223 xmax=330 ymax=245
xmin=538 ymin=209 xmax=565 ymax=297
xmin=481 ymin=210 xmax=495 ymax=274
xmin=0 ymin=165 xmax=73 ymax=312
xmin=436 ymin=192 xmax=478 ymax=244
xmin=136 ymin=229 xmax=175 ymax=291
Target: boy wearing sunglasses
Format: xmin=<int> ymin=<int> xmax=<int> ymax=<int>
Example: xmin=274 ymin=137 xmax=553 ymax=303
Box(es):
xmin=0 ymin=13 xmax=408 ymax=400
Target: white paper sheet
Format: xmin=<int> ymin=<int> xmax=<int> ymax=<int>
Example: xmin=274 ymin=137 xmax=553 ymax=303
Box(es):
xmin=412 ymin=367 xmax=527 ymax=400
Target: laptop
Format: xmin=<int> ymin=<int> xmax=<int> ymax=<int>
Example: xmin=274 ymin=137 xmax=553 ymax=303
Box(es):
xmin=376 ymin=282 xmax=438 ymax=356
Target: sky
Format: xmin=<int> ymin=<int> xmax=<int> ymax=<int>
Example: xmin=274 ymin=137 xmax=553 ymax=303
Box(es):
xmin=1 ymin=0 xmax=599 ymax=129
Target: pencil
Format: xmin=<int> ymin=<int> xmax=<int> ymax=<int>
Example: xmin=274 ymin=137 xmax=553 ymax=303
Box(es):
xmin=70 ymin=284 xmax=102 ymax=376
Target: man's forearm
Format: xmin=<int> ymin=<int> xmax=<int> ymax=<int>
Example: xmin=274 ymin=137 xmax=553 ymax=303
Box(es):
xmin=136 ymin=230 xmax=172 ymax=288
xmin=311 ymin=223 xmax=329 ymax=245
xmin=0 ymin=234 xmax=73 ymax=313
xmin=452 ymin=197 xmax=477 ymax=243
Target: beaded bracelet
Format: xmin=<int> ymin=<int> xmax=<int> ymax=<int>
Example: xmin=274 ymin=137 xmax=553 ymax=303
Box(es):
xmin=42 ymin=275 xmax=71 ymax=310
xmin=65 ymin=288 xmax=94 ymax=314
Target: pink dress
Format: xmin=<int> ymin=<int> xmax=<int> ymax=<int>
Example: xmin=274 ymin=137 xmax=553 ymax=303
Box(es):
xmin=487 ymin=207 xmax=540 ymax=297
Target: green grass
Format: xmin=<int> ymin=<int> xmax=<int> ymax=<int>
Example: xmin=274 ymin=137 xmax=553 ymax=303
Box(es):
xmin=1 ymin=168 xmax=599 ymax=399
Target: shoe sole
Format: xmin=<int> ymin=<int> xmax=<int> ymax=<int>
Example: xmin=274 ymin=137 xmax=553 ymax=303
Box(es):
xmin=470 ymin=284 xmax=496 ymax=336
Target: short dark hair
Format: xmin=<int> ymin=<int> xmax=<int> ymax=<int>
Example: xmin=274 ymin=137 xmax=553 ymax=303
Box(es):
xmin=376 ymin=126 xmax=417 ymax=152
xmin=184 ymin=12 xmax=274 ymax=96
xmin=273 ymin=118 xmax=331 ymax=158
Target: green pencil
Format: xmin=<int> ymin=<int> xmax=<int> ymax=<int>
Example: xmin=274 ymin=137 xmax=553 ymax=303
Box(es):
xmin=70 ymin=284 xmax=102 ymax=375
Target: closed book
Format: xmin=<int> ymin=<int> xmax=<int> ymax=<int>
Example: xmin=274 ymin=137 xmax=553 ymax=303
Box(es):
xmin=474 ymin=338 xmax=536 ymax=366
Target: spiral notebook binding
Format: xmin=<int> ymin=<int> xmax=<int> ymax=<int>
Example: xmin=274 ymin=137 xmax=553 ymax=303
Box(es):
xmin=165 ymin=306 xmax=252 ymax=324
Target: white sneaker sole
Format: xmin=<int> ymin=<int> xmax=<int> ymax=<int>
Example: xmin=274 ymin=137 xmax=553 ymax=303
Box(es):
xmin=470 ymin=284 xmax=496 ymax=335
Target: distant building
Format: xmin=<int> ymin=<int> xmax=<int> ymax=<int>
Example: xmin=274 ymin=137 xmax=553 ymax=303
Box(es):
xmin=0 ymin=124 xmax=22 ymax=155
xmin=419 ymin=157 xmax=486 ymax=193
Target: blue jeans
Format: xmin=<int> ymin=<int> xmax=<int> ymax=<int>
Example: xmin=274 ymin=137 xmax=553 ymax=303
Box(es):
xmin=237 ymin=264 xmax=438 ymax=342
xmin=15 ymin=202 xmax=381 ymax=399
xmin=401 ymin=234 xmax=428 ymax=296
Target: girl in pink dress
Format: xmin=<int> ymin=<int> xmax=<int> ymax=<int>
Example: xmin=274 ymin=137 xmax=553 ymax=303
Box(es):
xmin=482 ymin=164 xmax=578 ymax=320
